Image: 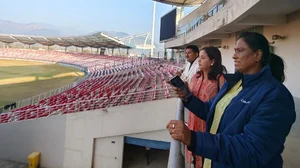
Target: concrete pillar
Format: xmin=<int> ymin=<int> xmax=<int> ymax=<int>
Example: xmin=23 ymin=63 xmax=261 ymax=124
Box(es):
xmin=171 ymin=49 xmax=175 ymax=61
xmin=176 ymin=50 xmax=180 ymax=64
xmin=112 ymin=48 xmax=114 ymax=56
xmin=127 ymin=49 xmax=129 ymax=57
xmin=164 ymin=49 xmax=167 ymax=60
xmin=100 ymin=48 xmax=106 ymax=55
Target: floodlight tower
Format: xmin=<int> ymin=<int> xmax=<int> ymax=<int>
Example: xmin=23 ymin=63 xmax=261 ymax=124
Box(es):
xmin=150 ymin=1 xmax=156 ymax=57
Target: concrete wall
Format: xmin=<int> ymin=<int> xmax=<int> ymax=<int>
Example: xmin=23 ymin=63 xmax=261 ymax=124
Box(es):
xmin=178 ymin=0 xmax=221 ymax=27
xmin=220 ymin=33 xmax=236 ymax=73
xmin=92 ymin=130 xmax=172 ymax=168
xmin=129 ymin=130 xmax=172 ymax=142
xmin=93 ymin=136 xmax=124 ymax=168
xmin=0 ymin=98 xmax=177 ymax=168
xmin=185 ymin=0 xmax=259 ymax=44
xmin=264 ymin=10 xmax=300 ymax=97
xmin=0 ymin=115 xmax=67 ymax=168
xmin=166 ymin=0 xmax=260 ymax=48
xmin=63 ymin=98 xmax=177 ymax=168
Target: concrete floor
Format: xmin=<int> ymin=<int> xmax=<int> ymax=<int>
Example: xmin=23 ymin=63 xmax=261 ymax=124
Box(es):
xmin=0 ymin=160 xmax=27 ymax=168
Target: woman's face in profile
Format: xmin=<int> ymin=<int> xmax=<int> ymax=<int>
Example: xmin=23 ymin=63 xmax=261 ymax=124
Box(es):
xmin=198 ymin=50 xmax=213 ymax=72
xmin=233 ymin=38 xmax=258 ymax=74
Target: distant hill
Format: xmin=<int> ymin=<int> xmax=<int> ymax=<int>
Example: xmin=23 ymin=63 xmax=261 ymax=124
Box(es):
xmin=0 ymin=19 xmax=61 ymax=36
xmin=0 ymin=19 xmax=164 ymax=51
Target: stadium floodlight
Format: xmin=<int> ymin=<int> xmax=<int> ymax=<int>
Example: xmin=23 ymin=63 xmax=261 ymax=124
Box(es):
xmin=150 ymin=1 xmax=156 ymax=57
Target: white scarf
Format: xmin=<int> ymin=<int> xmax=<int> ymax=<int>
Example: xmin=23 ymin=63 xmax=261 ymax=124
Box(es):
xmin=181 ymin=57 xmax=199 ymax=83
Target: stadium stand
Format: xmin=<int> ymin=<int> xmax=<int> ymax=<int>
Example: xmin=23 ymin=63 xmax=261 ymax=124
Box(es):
xmin=0 ymin=49 xmax=182 ymax=123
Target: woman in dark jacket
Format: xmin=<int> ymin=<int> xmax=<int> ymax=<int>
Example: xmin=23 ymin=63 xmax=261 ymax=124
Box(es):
xmin=167 ymin=32 xmax=296 ymax=168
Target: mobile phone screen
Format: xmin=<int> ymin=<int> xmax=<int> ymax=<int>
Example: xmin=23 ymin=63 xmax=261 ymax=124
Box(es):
xmin=170 ymin=76 xmax=185 ymax=88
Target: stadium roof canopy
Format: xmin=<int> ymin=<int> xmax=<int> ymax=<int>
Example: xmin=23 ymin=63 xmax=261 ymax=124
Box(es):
xmin=0 ymin=32 xmax=131 ymax=49
xmin=153 ymin=0 xmax=204 ymax=6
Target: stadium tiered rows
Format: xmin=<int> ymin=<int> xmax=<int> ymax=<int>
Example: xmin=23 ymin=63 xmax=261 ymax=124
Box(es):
xmin=0 ymin=49 xmax=182 ymax=123
xmin=0 ymin=49 xmax=155 ymax=76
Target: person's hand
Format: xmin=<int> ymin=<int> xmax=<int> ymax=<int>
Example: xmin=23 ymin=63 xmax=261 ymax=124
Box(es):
xmin=167 ymin=81 xmax=188 ymax=99
xmin=166 ymin=120 xmax=191 ymax=146
xmin=175 ymin=69 xmax=184 ymax=77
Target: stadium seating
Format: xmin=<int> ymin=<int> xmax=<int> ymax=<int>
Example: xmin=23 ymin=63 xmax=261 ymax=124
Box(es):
xmin=0 ymin=49 xmax=150 ymax=74
xmin=0 ymin=49 xmax=182 ymax=123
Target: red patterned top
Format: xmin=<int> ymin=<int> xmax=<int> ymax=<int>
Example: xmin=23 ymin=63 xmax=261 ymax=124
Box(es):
xmin=185 ymin=72 xmax=225 ymax=168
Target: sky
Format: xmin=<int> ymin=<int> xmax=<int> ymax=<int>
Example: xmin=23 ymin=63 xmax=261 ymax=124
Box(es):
xmin=0 ymin=0 xmax=194 ymax=43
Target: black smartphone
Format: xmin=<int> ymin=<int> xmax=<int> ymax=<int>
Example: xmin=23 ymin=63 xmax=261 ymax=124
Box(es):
xmin=170 ymin=75 xmax=185 ymax=88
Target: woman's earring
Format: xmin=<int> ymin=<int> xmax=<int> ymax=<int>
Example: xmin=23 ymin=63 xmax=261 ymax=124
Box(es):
xmin=211 ymin=64 xmax=214 ymax=66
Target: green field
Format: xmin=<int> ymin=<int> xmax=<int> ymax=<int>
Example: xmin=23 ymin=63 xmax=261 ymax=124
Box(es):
xmin=0 ymin=59 xmax=85 ymax=106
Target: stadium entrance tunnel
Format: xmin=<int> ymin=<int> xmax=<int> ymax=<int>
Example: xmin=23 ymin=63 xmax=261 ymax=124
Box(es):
xmin=123 ymin=137 xmax=170 ymax=168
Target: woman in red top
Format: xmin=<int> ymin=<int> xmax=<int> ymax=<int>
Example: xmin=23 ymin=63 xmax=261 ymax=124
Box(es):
xmin=186 ymin=46 xmax=227 ymax=168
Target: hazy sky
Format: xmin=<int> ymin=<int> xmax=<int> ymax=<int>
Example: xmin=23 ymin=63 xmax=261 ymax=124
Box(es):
xmin=0 ymin=0 xmax=194 ymax=42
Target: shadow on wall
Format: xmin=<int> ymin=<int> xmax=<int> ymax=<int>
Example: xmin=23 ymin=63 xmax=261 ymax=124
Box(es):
xmin=283 ymin=97 xmax=300 ymax=168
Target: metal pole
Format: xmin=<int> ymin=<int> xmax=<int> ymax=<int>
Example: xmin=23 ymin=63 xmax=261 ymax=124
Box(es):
xmin=168 ymin=98 xmax=185 ymax=168
xmin=150 ymin=1 xmax=156 ymax=57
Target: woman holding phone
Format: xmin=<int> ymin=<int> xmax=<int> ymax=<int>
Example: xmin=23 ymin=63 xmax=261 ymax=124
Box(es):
xmin=185 ymin=46 xmax=227 ymax=168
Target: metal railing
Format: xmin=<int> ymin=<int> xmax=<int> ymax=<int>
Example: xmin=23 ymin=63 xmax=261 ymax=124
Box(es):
xmin=0 ymin=55 xmax=184 ymax=113
xmin=0 ymin=83 xmax=74 ymax=113
xmin=0 ymin=54 xmax=143 ymax=112
xmin=165 ymin=0 xmax=229 ymax=42
xmin=0 ymin=88 xmax=176 ymax=124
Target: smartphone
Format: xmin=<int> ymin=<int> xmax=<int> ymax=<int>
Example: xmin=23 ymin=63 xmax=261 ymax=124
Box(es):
xmin=170 ymin=75 xmax=192 ymax=100
xmin=170 ymin=76 xmax=185 ymax=88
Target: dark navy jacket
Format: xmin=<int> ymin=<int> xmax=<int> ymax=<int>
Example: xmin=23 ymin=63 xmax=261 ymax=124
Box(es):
xmin=184 ymin=66 xmax=296 ymax=168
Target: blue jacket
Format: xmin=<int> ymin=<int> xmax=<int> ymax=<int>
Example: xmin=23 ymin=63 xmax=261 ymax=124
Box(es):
xmin=184 ymin=66 xmax=296 ymax=168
